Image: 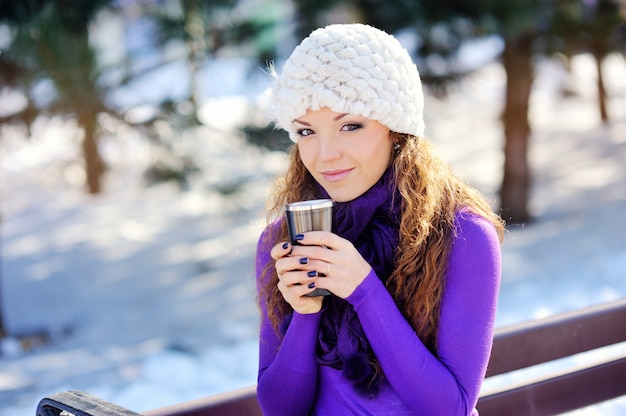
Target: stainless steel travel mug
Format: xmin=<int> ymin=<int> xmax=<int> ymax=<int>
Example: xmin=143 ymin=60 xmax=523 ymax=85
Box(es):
xmin=285 ymin=199 xmax=334 ymax=297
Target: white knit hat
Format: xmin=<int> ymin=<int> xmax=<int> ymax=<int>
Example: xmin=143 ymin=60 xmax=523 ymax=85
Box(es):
xmin=270 ymin=23 xmax=425 ymax=142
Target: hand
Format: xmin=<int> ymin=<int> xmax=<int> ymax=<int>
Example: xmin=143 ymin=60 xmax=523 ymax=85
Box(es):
xmin=272 ymin=231 xmax=372 ymax=312
xmin=292 ymin=231 xmax=372 ymax=299
xmin=271 ymin=241 xmax=324 ymax=314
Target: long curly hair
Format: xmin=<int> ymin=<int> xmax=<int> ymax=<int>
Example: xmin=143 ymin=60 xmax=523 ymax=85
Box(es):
xmin=257 ymin=132 xmax=505 ymax=354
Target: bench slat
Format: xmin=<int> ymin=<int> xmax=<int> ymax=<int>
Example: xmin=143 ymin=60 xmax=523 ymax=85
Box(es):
xmin=37 ymin=390 xmax=141 ymax=416
xmin=477 ymin=355 xmax=626 ymax=416
xmin=487 ymin=298 xmax=626 ymax=376
xmin=143 ymin=386 xmax=261 ymax=416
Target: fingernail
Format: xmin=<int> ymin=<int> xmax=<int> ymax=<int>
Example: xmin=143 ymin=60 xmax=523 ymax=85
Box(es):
xmin=307 ymin=282 xmax=316 ymax=289
xmin=282 ymin=242 xmax=289 ymax=250
xmin=295 ymin=234 xmax=305 ymax=241
xmin=307 ymin=271 xmax=317 ymax=277
xmin=299 ymin=257 xmax=308 ymax=265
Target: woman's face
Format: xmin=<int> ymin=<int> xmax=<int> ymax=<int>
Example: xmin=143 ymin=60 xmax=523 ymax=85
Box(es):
xmin=294 ymin=108 xmax=392 ymax=202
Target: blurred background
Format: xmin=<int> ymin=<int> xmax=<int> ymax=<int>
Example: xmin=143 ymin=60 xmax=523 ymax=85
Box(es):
xmin=1 ymin=0 xmax=625 ymax=414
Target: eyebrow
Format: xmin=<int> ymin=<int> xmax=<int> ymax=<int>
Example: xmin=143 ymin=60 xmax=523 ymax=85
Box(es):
xmin=293 ymin=113 xmax=349 ymax=126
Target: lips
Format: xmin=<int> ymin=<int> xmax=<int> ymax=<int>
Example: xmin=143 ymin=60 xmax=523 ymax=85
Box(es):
xmin=320 ymin=168 xmax=352 ymax=183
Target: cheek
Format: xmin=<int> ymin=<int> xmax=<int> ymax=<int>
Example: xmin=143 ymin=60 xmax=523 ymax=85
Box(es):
xmin=297 ymin=144 xmax=315 ymax=172
xmin=364 ymin=138 xmax=392 ymax=166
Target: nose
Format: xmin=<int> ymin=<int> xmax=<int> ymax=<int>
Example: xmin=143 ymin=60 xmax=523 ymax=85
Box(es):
xmin=318 ymin=133 xmax=341 ymax=161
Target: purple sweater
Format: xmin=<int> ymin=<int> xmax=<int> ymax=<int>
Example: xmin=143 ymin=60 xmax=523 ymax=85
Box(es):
xmin=256 ymin=210 xmax=501 ymax=415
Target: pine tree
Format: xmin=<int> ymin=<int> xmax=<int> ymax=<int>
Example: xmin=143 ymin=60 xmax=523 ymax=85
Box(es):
xmin=1 ymin=0 xmax=111 ymax=194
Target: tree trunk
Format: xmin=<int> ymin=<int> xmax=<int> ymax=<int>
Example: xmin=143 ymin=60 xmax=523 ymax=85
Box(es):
xmin=499 ymin=36 xmax=534 ymax=224
xmin=592 ymin=48 xmax=608 ymax=122
xmin=182 ymin=0 xmax=203 ymax=108
xmin=0 ymin=298 xmax=6 ymax=339
xmin=81 ymin=114 xmax=104 ymax=194
xmin=0 ymin=238 xmax=6 ymax=339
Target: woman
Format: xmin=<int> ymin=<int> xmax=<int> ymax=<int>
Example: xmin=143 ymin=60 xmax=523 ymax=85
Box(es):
xmin=255 ymin=23 xmax=504 ymax=415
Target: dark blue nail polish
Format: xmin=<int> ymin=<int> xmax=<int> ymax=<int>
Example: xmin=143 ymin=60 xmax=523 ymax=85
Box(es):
xmin=307 ymin=271 xmax=317 ymax=277
xmin=282 ymin=242 xmax=289 ymax=250
xmin=307 ymin=282 xmax=316 ymax=289
xmin=295 ymin=234 xmax=305 ymax=241
xmin=299 ymin=257 xmax=308 ymax=265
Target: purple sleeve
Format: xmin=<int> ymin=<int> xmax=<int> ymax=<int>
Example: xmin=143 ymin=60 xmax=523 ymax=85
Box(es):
xmin=346 ymin=211 xmax=501 ymax=415
xmin=255 ymin=229 xmax=322 ymax=416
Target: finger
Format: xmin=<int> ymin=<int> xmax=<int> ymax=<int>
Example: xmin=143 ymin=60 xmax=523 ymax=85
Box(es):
xmin=275 ymin=254 xmax=314 ymax=278
xmin=277 ymin=277 xmax=319 ymax=298
xmin=293 ymin=231 xmax=341 ymax=249
xmin=278 ymin=269 xmax=318 ymax=287
xmin=290 ymin=244 xmax=337 ymax=265
xmin=302 ymin=259 xmax=330 ymax=277
xmin=270 ymin=241 xmax=291 ymax=260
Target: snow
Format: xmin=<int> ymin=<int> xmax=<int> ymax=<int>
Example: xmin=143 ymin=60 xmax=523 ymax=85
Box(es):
xmin=1 ymin=53 xmax=626 ymax=415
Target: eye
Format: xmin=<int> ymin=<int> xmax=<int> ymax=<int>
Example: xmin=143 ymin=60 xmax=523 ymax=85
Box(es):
xmin=341 ymin=123 xmax=363 ymax=132
xmin=297 ymin=128 xmax=315 ymax=137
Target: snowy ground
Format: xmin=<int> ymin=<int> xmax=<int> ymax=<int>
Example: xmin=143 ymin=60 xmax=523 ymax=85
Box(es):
xmin=1 ymin=54 xmax=625 ymax=415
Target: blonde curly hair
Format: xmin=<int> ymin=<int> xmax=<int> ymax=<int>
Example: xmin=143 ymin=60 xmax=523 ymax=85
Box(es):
xmin=257 ymin=132 xmax=505 ymax=353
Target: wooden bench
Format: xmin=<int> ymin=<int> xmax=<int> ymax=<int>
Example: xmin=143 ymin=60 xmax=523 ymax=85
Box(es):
xmin=36 ymin=298 xmax=626 ymax=416
xmin=478 ymin=297 xmax=626 ymax=415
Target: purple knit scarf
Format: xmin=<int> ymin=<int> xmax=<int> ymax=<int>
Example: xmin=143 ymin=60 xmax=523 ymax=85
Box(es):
xmin=316 ymin=168 xmax=401 ymax=397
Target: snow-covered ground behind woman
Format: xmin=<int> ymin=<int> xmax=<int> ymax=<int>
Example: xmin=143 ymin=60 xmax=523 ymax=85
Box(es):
xmin=1 ymin=54 xmax=625 ymax=415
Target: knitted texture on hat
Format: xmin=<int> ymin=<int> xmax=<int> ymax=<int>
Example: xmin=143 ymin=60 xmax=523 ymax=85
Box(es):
xmin=270 ymin=24 xmax=425 ymax=142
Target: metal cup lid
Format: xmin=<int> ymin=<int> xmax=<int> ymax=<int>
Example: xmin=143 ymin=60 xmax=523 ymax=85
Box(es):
xmin=285 ymin=199 xmax=334 ymax=212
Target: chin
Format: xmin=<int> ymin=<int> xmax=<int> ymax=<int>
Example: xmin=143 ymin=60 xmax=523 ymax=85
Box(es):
xmin=323 ymin=184 xmax=365 ymax=203
xmin=327 ymin=193 xmax=359 ymax=203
